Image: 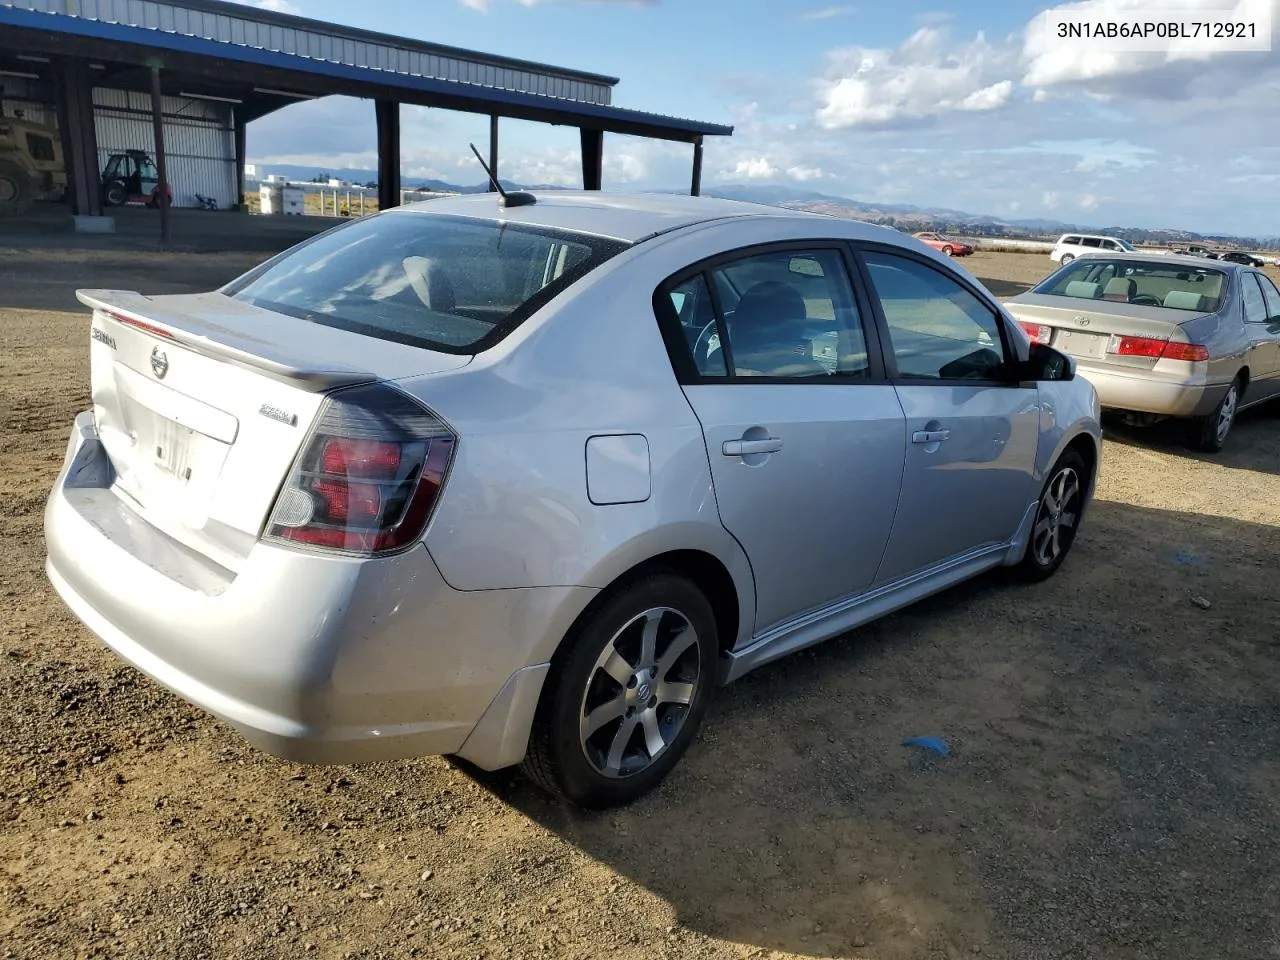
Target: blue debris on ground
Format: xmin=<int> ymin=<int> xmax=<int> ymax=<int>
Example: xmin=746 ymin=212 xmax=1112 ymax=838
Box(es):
xmin=902 ymin=736 xmax=950 ymax=757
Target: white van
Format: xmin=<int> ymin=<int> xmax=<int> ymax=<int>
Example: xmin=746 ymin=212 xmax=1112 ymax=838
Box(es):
xmin=1050 ymin=233 xmax=1136 ymax=264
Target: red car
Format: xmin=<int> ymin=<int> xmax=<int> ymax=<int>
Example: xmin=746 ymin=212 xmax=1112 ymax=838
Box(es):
xmin=912 ymin=231 xmax=973 ymax=257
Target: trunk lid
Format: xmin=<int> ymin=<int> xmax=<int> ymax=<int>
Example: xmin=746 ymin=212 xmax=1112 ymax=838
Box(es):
xmin=80 ymin=289 xmax=469 ymax=572
xmin=1003 ymin=293 xmax=1208 ymax=370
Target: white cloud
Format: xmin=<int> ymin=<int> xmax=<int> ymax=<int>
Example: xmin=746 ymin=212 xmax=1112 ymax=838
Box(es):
xmin=1042 ymin=191 xmax=1060 ymax=209
xmin=1080 ymin=193 xmax=1100 ymax=209
xmin=1021 ymin=0 xmax=1277 ymax=87
xmin=815 ymin=28 xmax=1015 ymax=128
xmin=801 ymin=5 xmax=857 ymax=20
xmin=787 ymin=165 xmax=827 ymax=182
xmin=957 ymin=80 xmax=1014 ymax=111
xmin=730 ymin=157 xmax=779 ymax=179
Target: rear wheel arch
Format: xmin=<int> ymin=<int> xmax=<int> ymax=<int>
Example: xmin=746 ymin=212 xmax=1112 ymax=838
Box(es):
xmin=554 ymin=550 xmax=743 ymax=668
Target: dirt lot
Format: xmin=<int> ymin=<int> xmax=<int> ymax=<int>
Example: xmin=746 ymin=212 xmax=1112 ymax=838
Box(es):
xmin=1 ymin=248 xmax=1278 ymax=960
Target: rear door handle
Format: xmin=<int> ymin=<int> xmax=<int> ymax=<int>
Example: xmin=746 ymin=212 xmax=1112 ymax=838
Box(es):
xmin=911 ymin=429 xmax=951 ymax=444
xmin=722 ymin=437 xmax=783 ymax=457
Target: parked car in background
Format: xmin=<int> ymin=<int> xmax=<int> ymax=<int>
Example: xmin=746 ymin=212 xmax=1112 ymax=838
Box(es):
xmin=44 ymin=192 xmax=1102 ymax=808
xmin=1174 ymin=244 xmax=1218 ymax=259
xmin=1050 ymin=234 xmax=1136 ymax=264
xmin=1219 ymin=250 xmax=1266 ymax=268
xmin=1004 ymin=251 xmax=1280 ymax=451
xmin=912 ymin=231 xmax=973 ymax=257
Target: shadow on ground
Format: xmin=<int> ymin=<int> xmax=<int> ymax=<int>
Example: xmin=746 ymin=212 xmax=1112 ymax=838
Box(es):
xmin=1102 ymin=405 xmax=1280 ymax=477
xmin=975 ymin=276 xmax=1033 ymax=298
xmin=467 ymin=498 xmax=1280 ymax=959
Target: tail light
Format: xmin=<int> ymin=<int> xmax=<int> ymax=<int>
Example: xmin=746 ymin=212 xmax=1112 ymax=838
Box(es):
xmin=1019 ymin=321 xmax=1052 ymax=344
xmin=265 ymin=383 xmax=456 ymax=556
xmin=1107 ymin=336 xmax=1209 ymax=362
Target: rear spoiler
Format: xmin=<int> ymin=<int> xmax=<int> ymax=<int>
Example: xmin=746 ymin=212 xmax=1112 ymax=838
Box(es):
xmin=77 ymin=289 xmax=377 ymax=391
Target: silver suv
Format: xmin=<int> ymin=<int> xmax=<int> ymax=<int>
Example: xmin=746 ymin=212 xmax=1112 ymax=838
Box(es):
xmin=45 ymin=193 xmax=1101 ymax=807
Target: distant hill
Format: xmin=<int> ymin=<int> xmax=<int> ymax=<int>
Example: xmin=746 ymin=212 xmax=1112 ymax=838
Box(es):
xmin=248 ymin=165 xmax=1277 ymax=248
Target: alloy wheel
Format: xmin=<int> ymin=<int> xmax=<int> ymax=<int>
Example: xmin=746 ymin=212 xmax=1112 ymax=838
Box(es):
xmin=1216 ymin=383 xmax=1238 ymax=445
xmin=579 ymin=606 xmax=702 ymax=779
xmin=1033 ymin=466 xmax=1081 ymax=567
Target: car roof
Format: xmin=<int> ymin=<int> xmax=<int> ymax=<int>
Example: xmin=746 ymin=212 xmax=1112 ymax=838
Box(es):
xmin=392 ymin=190 xmax=836 ymax=243
xmin=1073 ymin=250 xmax=1244 ymax=270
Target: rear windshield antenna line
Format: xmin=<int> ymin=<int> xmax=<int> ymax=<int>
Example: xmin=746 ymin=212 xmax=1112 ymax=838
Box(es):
xmin=468 ymin=143 xmax=536 ymax=209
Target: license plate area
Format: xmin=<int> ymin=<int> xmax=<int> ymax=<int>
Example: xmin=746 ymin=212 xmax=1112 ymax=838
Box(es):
xmin=152 ymin=417 xmax=195 ymax=481
xmin=1054 ymin=329 xmax=1109 ymax=360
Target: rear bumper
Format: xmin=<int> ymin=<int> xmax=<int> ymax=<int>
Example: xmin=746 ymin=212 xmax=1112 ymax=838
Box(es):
xmin=1074 ymin=364 xmax=1226 ymax=418
xmin=44 ymin=412 xmax=594 ymax=768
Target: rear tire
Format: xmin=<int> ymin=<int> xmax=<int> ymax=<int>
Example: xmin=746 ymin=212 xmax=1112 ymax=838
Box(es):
xmin=1016 ymin=449 xmax=1087 ymax=582
xmin=1188 ymin=376 xmax=1241 ymax=453
xmin=522 ymin=572 xmax=717 ymax=808
xmin=1060 ymin=254 xmax=1074 ymax=265
xmin=103 ymin=181 xmax=127 ymax=207
xmin=942 ymin=246 xmax=954 ymax=257
xmin=0 ymin=159 xmax=32 ymax=215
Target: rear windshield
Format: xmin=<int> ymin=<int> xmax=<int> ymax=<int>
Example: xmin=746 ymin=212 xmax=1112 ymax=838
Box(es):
xmin=224 ymin=211 xmax=629 ymax=353
xmin=1034 ymin=258 xmax=1226 ymax=312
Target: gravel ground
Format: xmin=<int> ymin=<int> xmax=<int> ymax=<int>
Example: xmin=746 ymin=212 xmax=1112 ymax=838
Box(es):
xmin=1 ymin=248 xmax=1279 ymax=960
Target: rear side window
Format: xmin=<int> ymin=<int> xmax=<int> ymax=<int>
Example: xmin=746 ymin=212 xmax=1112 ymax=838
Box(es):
xmin=1241 ymin=273 xmax=1268 ymax=323
xmin=226 ymin=212 xmax=628 ymax=353
xmin=1062 ymin=236 xmax=1081 ymax=246
xmin=1257 ymin=274 xmax=1280 ymax=320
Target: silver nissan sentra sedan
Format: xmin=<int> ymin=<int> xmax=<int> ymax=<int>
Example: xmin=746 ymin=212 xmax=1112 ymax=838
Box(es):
xmin=1003 ymin=252 xmax=1280 ymax=451
xmin=45 ymin=192 xmax=1100 ymax=807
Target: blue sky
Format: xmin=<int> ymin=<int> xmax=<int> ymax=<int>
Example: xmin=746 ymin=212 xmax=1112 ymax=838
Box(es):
xmin=235 ymin=0 xmax=1280 ymax=237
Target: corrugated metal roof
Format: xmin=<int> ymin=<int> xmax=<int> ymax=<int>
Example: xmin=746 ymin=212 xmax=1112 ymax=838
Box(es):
xmin=0 ymin=1 xmax=733 ymax=140
xmin=5 ymin=0 xmax=618 ymax=101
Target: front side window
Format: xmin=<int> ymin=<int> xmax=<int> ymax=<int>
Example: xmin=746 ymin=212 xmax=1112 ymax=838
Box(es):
xmin=25 ymin=134 xmax=55 ymax=162
xmin=226 ymin=211 xmax=628 ymax=353
xmin=862 ymin=250 xmax=1007 ymax=381
xmin=1036 ymin=259 xmax=1226 ymax=312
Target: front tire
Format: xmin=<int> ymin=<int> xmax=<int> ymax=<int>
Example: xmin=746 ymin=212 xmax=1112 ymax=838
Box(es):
xmin=0 ymin=159 xmax=32 ymax=215
xmin=1016 ymin=449 xmax=1087 ymax=581
xmin=522 ymin=573 xmax=717 ymax=808
xmin=942 ymin=246 xmax=954 ymax=257
xmin=1188 ymin=376 xmax=1240 ymax=453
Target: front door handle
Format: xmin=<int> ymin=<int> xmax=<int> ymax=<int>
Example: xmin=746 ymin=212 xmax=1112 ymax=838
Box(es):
xmin=911 ymin=429 xmax=951 ymax=444
xmin=722 ymin=437 xmax=783 ymax=457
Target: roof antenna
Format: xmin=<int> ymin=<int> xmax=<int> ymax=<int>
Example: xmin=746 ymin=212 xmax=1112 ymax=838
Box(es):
xmin=469 ymin=142 xmax=535 ymax=208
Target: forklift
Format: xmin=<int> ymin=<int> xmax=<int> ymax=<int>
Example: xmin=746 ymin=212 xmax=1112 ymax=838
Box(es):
xmin=101 ymin=150 xmax=172 ymax=207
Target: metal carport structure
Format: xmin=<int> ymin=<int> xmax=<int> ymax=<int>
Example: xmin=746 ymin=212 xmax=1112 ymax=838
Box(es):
xmin=0 ymin=0 xmax=732 ymax=239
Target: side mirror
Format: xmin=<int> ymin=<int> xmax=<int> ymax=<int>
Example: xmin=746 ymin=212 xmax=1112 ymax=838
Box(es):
xmin=1023 ymin=342 xmax=1075 ymax=381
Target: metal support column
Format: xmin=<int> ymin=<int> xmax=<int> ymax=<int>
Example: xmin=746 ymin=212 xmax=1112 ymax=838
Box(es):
xmin=375 ymin=99 xmax=400 ymax=210
xmin=149 ymin=64 xmax=171 ymax=244
xmin=690 ymin=136 xmax=704 ymax=197
xmin=488 ymin=114 xmax=499 ymax=192
xmin=580 ymin=128 xmax=603 ymax=191
xmin=233 ymin=110 xmax=247 ymax=210
xmin=55 ymin=58 xmax=102 ymax=217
